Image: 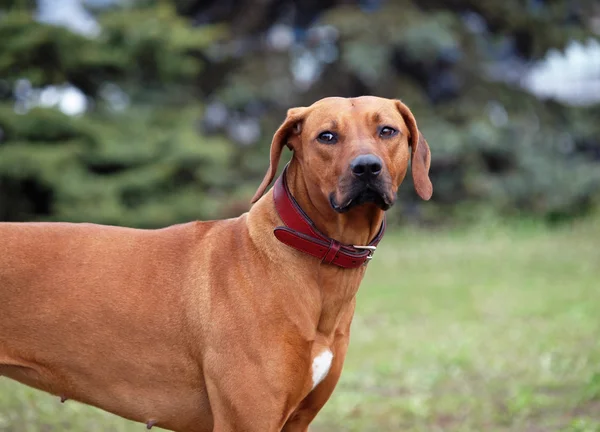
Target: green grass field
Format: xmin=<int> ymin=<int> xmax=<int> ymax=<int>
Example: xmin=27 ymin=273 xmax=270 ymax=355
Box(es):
xmin=2 ymin=219 xmax=599 ymax=431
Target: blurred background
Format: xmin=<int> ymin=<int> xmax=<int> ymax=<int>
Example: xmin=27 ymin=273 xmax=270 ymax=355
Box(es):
xmin=1 ymin=0 xmax=600 ymax=431
xmin=1 ymin=0 xmax=599 ymax=227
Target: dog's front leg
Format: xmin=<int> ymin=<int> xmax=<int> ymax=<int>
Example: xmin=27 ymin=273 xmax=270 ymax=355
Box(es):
xmin=204 ymin=347 xmax=309 ymax=432
xmin=281 ymin=332 xmax=349 ymax=432
xmin=205 ymin=374 xmax=294 ymax=432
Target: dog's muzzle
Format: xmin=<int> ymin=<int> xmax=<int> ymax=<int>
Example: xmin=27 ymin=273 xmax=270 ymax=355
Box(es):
xmin=330 ymin=154 xmax=393 ymax=213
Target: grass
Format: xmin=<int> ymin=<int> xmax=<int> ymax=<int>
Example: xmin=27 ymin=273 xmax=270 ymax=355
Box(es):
xmin=2 ymin=218 xmax=600 ymax=431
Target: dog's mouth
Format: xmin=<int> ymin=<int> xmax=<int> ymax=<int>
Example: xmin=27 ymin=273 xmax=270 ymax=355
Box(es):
xmin=330 ymin=185 xmax=393 ymax=213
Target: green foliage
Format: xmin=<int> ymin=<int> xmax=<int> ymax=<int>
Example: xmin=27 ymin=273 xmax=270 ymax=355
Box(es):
xmin=0 ymin=4 xmax=225 ymax=91
xmin=97 ymin=4 xmax=226 ymax=84
xmin=0 ymin=0 xmax=598 ymax=226
xmin=0 ymin=2 xmax=233 ymax=225
xmin=0 ymin=103 xmax=236 ymax=225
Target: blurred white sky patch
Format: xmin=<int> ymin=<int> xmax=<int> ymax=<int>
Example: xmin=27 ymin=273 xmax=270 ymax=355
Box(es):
xmin=36 ymin=0 xmax=101 ymax=37
xmin=523 ymin=38 xmax=600 ymax=106
xmin=56 ymin=86 xmax=88 ymax=115
xmin=34 ymin=0 xmax=95 ymax=114
xmin=31 ymin=0 xmax=123 ymax=116
xmin=17 ymin=81 xmax=129 ymax=117
xmin=15 ymin=81 xmax=88 ymax=116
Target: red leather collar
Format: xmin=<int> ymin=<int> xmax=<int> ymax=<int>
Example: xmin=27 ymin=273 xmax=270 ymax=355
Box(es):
xmin=272 ymin=166 xmax=385 ymax=269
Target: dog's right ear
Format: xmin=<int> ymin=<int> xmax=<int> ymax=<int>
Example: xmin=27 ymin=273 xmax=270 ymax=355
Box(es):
xmin=395 ymin=101 xmax=433 ymax=201
xmin=251 ymin=107 xmax=307 ymax=203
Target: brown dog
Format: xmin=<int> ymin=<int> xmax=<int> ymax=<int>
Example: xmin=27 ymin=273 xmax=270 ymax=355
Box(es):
xmin=0 ymin=96 xmax=431 ymax=431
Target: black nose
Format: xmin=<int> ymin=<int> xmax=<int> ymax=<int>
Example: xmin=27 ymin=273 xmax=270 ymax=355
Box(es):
xmin=350 ymin=154 xmax=383 ymax=180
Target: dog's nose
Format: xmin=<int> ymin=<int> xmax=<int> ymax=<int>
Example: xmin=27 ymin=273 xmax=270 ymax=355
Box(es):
xmin=350 ymin=154 xmax=382 ymax=180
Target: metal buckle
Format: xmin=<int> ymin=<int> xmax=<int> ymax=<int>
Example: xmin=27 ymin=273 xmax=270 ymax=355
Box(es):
xmin=353 ymin=245 xmax=377 ymax=265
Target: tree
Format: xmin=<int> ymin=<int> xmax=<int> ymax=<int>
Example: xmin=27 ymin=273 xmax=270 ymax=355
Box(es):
xmin=0 ymin=2 xmax=239 ymax=226
xmin=1 ymin=0 xmax=598 ymax=227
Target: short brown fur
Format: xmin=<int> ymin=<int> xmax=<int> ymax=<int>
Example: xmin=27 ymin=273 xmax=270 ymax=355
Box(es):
xmin=0 ymin=96 xmax=432 ymax=432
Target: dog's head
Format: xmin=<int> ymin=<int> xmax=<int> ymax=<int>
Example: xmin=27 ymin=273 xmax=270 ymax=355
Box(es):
xmin=251 ymin=96 xmax=432 ymax=214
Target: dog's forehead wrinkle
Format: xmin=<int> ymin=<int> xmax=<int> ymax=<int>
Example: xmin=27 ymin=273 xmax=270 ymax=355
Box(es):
xmin=309 ymin=114 xmax=344 ymax=133
xmin=311 ymin=95 xmax=391 ymax=111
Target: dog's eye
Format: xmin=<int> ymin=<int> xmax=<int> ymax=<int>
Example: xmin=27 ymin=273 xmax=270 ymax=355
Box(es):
xmin=379 ymin=126 xmax=397 ymax=138
xmin=317 ymin=131 xmax=338 ymax=144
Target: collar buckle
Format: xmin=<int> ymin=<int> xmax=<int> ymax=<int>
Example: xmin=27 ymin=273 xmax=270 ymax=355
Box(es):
xmin=352 ymin=245 xmax=377 ymax=264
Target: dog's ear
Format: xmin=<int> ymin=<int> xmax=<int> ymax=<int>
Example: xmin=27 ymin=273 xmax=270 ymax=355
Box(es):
xmin=251 ymin=107 xmax=307 ymax=203
xmin=395 ymin=101 xmax=433 ymax=201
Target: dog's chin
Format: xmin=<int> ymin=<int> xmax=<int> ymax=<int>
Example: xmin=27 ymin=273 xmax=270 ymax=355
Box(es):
xmin=330 ymin=188 xmax=393 ymax=213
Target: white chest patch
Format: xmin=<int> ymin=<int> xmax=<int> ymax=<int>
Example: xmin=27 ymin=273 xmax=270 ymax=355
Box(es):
xmin=311 ymin=349 xmax=333 ymax=389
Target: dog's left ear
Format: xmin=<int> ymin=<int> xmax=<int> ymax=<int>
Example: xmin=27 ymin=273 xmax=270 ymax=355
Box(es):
xmin=395 ymin=101 xmax=433 ymax=201
xmin=251 ymin=107 xmax=307 ymax=203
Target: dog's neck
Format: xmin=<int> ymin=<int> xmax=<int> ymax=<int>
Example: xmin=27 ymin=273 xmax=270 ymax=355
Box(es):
xmin=284 ymin=160 xmax=385 ymax=247
xmin=247 ymin=159 xmax=385 ymax=338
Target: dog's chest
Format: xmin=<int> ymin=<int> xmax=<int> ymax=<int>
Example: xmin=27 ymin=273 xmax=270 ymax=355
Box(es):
xmin=310 ymin=349 xmax=333 ymax=389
